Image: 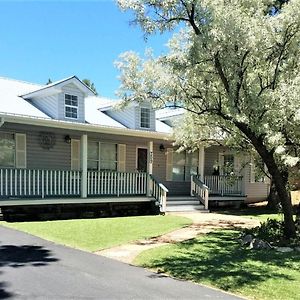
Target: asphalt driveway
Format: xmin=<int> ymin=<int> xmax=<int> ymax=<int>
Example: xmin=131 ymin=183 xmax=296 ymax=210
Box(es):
xmin=0 ymin=225 xmax=242 ymax=300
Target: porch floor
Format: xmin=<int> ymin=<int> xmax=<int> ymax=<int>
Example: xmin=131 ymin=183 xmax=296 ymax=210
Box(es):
xmin=0 ymin=196 xmax=153 ymax=207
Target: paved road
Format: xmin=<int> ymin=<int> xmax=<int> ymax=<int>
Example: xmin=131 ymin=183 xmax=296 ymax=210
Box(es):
xmin=0 ymin=226 xmax=242 ymax=300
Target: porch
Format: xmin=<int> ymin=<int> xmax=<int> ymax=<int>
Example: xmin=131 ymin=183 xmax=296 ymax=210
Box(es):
xmin=0 ymin=168 xmax=245 ymax=214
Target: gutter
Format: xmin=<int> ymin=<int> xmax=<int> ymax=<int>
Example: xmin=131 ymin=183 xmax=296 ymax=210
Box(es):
xmin=0 ymin=113 xmax=172 ymax=141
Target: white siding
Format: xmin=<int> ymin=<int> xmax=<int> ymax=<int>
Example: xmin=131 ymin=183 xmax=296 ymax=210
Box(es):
xmin=243 ymin=158 xmax=270 ymax=202
xmin=28 ymin=83 xmax=85 ymax=122
xmin=29 ymin=95 xmax=59 ymax=119
xmin=135 ymin=103 xmax=156 ymax=131
xmin=106 ymin=106 xmax=136 ymax=129
xmin=106 ymin=102 xmax=156 ymax=131
xmin=59 ymin=83 xmax=85 ymax=123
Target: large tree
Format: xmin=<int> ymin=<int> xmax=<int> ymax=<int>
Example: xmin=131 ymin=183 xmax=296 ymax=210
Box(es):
xmin=116 ymin=0 xmax=300 ymax=237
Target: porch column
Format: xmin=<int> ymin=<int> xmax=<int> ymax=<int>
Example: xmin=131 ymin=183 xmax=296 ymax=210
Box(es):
xmin=147 ymin=141 xmax=153 ymax=175
xmin=81 ymin=134 xmax=88 ymax=198
xmin=147 ymin=141 xmax=153 ymax=196
xmin=198 ymin=145 xmax=205 ymax=181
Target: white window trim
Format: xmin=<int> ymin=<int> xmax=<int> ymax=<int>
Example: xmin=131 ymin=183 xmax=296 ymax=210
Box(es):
xmin=87 ymin=141 xmax=118 ymax=171
xmin=64 ymin=93 xmax=78 ymax=120
xmin=140 ymin=107 xmax=150 ymax=129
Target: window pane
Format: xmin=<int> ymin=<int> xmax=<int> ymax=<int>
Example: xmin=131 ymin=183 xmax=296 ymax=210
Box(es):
xmin=0 ymin=133 xmax=15 ymax=167
xmin=87 ymin=160 xmax=98 ymax=171
xmin=100 ymin=143 xmax=117 ymax=171
xmin=101 ymin=143 xmax=117 ymax=161
xmin=140 ymin=108 xmax=150 ymax=128
xmin=223 ymin=154 xmax=234 ymax=175
xmin=88 ymin=142 xmax=99 ymax=160
xmin=101 ymin=161 xmax=117 ymax=171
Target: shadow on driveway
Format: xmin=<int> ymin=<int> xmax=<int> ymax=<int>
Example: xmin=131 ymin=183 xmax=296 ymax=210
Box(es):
xmin=0 ymin=244 xmax=59 ymax=299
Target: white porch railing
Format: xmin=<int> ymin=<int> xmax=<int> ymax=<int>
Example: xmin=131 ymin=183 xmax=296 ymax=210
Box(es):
xmin=191 ymin=175 xmax=209 ymax=210
xmin=149 ymin=174 xmax=168 ymax=213
xmin=204 ymin=175 xmax=243 ymax=196
xmin=0 ymin=168 xmax=81 ymax=198
xmin=87 ymin=171 xmax=148 ymax=196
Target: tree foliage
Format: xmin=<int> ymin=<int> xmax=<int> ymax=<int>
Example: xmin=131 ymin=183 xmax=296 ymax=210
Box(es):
xmin=117 ymin=0 xmax=300 ymax=237
xmin=82 ymin=78 xmax=98 ymax=95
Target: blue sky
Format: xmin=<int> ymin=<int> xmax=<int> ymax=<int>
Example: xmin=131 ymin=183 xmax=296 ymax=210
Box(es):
xmin=0 ymin=0 xmax=170 ymax=98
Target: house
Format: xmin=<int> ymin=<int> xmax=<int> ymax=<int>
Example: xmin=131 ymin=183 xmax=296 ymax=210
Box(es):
xmin=0 ymin=76 xmax=270 ymax=218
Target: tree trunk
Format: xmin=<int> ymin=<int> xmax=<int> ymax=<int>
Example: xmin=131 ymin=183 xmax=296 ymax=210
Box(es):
xmin=266 ymin=180 xmax=280 ymax=210
xmin=233 ymin=122 xmax=296 ymax=238
xmin=269 ymin=169 xmax=295 ymax=238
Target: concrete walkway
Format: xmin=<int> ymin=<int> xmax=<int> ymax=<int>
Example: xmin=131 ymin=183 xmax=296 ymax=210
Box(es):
xmin=96 ymin=212 xmax=259 ymax=264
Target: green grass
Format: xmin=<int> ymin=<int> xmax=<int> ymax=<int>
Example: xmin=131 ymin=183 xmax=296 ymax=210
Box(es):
xmin=213 ymin=206 xmax=285 ymax=222
xmin=1 ymin=215 xmax=191 ymax=252
xmin=135 ymin=229 xmax=300 ymax=300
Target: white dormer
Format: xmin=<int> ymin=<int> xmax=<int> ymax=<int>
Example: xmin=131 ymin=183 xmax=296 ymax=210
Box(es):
xmin=100 ymin=101 xmax=156 ymax=131
xmin=21 ymin=76 xmax=95 ymax=123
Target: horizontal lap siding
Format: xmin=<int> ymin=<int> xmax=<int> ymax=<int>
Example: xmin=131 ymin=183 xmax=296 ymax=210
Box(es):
xmin=243 ymin=161 xmax=269 ymax=202
xmin=59 ymin=83 xmax=85 ymax=123
xmin=30 ymin=95 xmax=58 ymax=119
xmin=152 ymin=145 xmax=166 ymax=181
xmin=1 ymin=124 xmax=168 ymax=176
xmin=27 ymin=131 xmax=71 ymax=170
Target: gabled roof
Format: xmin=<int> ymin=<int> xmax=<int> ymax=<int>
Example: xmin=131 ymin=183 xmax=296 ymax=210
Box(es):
xmin=0 ymin=76 xmax=174 ymax=136
xmin=21 ymin=75 xmax=96 ymax=99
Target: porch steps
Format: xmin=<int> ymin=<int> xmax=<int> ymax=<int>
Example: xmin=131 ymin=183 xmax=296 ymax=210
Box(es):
xmin=166 ymin=196 xmax=207 ymax=212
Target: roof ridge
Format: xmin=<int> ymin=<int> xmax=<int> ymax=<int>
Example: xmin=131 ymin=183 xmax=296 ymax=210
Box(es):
xmin=0 ymin=76 xmax=44 ymax=87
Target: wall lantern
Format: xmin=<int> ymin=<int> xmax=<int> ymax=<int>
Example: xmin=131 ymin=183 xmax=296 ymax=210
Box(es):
xmin=159 ymin=144 xmax=165 ymax=152
xmin=64 ymin=135 xmax=71 ymax=144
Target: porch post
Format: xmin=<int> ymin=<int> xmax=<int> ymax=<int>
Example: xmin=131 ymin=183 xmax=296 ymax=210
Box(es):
xmin=198 ymin=145 xmax=205 ymax=180
xmin=147 ymin=141 xmax=153 ymax=196
xmin=81 ymin=134 xmax=88 ymax=198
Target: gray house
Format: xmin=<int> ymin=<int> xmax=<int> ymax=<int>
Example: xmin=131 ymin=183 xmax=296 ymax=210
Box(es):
xmin=0 ymin=76 xmax=270 ymax=216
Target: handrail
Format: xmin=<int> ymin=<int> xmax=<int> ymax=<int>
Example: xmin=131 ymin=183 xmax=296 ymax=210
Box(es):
xmin=191 ymin=175 xmax=209 ymax=210
xmin=204 ymin=175 xmax=243 ymax=196
xmin=149 ymin=174 xmax=168 ymax=214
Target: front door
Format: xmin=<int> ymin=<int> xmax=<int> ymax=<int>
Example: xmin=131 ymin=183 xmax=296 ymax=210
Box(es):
xmin=137 ymin=148 xmax=148 ymax=172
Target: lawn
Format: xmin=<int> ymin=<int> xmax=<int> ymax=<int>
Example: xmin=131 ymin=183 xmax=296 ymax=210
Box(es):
xmin=1 ymin=215 xmax=191 ymax=252
xmin=135 ymin=229 xmax=300 ymax=300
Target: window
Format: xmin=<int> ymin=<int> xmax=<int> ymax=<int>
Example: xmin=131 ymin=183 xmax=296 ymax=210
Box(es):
xmin=223 ymin=154 xmax=235 ymax=175
xmin=250 ymin=159 xmax=266 ymax=183
xmin=172 ymin=151 xmax=198 ymax=181
xmin=0 ymin=133 xmax=15 ymax=167
xmin=87 ymin=142 xmax=117 ymax=171
xmin=65 ymin=94 xmax=78 ymax=119
xmin=140 ymin=108 xmax=150 ymax=128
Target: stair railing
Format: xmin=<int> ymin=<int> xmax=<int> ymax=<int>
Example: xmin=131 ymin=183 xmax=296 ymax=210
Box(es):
xmin=149 ymin=174 xmax=169 ymax=214
xmin=191 ymin=175 xmax=209 ymax=210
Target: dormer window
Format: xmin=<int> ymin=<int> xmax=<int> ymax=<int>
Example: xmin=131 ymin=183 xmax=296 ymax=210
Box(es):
xmin=140 ymin=107 xmax=150 ymax=128
xmin=65 ymin=94 xmax=78 ymax=119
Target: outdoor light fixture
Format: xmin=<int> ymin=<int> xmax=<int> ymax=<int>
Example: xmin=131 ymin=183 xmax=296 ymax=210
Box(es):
xmin=159 ymin=144 xmax=165 ymax=152
xmin=64 ymin=135 xmax=71 ymax=144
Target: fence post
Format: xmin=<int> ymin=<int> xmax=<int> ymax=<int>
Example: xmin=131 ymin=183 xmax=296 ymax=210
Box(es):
xmin=204 ymin=188 xmax=209 ymax=210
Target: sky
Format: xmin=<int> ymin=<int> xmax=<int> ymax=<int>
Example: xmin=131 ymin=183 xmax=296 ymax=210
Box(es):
xmin=0 ymin=0 xmax=171 ymax=99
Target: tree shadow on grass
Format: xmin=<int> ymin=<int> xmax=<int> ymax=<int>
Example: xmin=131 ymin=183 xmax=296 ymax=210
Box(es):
xmin=142 ymin=230 xmax=300 ymax=292
xmin=0 ymin=245 xmax=59 ymax=299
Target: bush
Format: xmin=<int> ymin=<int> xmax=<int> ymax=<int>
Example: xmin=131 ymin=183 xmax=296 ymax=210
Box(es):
xmin=243 ymin=218 xmax=300 ymax=247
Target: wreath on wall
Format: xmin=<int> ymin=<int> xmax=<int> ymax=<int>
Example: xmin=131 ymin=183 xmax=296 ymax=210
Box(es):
xmin=39 ymin=132 xmax=56 ymax=150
